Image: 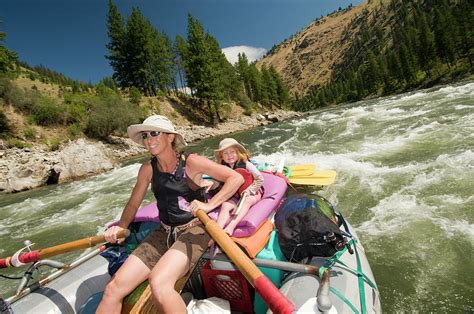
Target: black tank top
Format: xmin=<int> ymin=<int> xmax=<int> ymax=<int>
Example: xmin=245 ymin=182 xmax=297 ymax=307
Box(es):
xmin=151 ymin=154 xmax=205 ymax=226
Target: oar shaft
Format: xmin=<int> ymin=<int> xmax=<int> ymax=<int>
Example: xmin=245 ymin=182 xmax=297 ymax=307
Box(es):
xmin=0 ymin=229 xmax=130 ymax=269
xmin=38 ymin=229 xmax=129 ymax=259
xmin=196 ymin=210 xmax=295 ymax=314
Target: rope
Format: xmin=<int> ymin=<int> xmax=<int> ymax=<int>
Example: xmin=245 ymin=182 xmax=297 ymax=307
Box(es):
xmin=0 ymin=274 xmax=23 ymax=280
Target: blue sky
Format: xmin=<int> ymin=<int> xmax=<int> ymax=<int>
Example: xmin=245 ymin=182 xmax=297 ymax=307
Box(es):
xmin=1 ymin=0 xmax=361 ymax=83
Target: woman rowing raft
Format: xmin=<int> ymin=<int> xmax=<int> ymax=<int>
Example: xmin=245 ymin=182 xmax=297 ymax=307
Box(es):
xmin=96 ymin=115 xmax=243 ymax=313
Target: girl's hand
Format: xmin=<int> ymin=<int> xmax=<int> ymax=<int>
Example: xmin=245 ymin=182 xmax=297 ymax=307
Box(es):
xmin=104 ymin=225 xmax=127 ymax=244
xmin=243 ymin=187 xmax=254 ymax=195
xmin=189 ymin=200 xmax=215 ymax=216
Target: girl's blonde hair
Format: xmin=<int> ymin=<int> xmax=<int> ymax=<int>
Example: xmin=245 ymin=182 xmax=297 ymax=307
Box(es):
xmin=216 ymin=145 xmax=250 ymax=165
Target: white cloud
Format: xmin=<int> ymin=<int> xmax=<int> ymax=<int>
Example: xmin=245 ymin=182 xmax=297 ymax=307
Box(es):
xmin=222 ymin=46 xmax=267 ymax=65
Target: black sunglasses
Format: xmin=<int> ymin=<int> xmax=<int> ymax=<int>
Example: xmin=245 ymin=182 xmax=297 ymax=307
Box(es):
xmin=141 ymin=131 xmax=161 ymax=139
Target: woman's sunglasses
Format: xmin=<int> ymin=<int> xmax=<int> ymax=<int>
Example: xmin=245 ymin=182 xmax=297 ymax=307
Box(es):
xmin=141 ymin=131 xmax=161 ymax=139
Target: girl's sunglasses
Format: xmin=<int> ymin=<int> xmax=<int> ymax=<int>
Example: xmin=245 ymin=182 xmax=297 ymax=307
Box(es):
xmin=141 ymin=131 xmax=161 ymax=139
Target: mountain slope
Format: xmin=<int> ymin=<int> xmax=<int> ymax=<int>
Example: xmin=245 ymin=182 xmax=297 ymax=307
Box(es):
xmin=258 ymin=1 xmax=378 ymax=96
xmin=258 ymin=0 xmax=473 ymax=101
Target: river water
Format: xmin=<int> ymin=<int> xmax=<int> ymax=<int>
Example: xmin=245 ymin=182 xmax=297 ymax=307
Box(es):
xmin=1 ymin=81 xmax=473 ymax=312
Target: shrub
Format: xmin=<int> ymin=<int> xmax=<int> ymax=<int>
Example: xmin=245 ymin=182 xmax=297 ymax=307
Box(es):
xmin=0 ymin=77 xmax=40 ymax=113
xmin=5 ymin=138 xmax=32 ymax=149
xmin=32 ymin=97 xmax=64 ymax=126
xmin=65 ymin=102 xmax=87 ymax=124
xmin=49 ymin=138 xmax=61 ymax=151
xmin=67 ymin=123 xmax=82 ymax=139
xmin=238 ymin=92 xmax=253 ymax=116
xmin=0 ymin=107 xmax=10 ymax=134
xmin=85 ymin=95 xmax=143 ymax=140
xmin=23 ymin=126 xmax=36 ymax=140
xmin=129 ymin=87 xmax=142 ymax=105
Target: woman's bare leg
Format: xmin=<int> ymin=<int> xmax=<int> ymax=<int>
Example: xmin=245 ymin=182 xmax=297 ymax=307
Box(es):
xmin=149 ymin=248 xmax=190 ymax=313
xmin=96 ymin=255 xmax=151 ymax=314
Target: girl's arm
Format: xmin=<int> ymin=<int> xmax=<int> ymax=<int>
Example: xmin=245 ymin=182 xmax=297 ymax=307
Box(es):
xmin=245 ymin=161 xmax=264 ymax=195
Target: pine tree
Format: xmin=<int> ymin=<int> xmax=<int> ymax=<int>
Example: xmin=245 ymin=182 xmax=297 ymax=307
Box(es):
xmin=174 ymin=35 xmax=188 ymax=94
xmin=105 ymin=0 xmax=128 ymax=88
xmin=185 ymin=14 xmax=222 ymax=123
xmin=151 ymin=31 xmax=176 ymax=93
xmin=433 ymin=8 xmax=456 ymax=68
xmin=260 ymin=65 xmax=275 ymax=107
xmin=126 ymin=8 xmax=155 ymax=94
xmin=454 ymin=1 xmax=473 ymax=67
xmin=387 ymin=50 xmax=404 ymax=83
xmin=269 ymin=66 xmax=289 ymax=107
xmin=399 ymin=42 xmax=417 ymax=84
xmin=248 ymin=64 xmax=265 ymax=104
xmin=363 ymin=50 xmax=381 ymax=92
xmin=235 ymin=53 xmax=252 ymax=99
xmin=0 ymin=30 xmax=17 ymax=73
xmin=416 ymin=13 xmax=436 ymax=76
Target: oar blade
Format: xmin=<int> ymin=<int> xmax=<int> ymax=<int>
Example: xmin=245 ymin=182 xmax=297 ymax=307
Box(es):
xmin=289 ymin=175 xmax=335 ymax=186
xmin=290 ymin=164 xmax=316 ymax=172
xmin=305 ymin=170 xmax=337 ymax=179
xmin=289 ymin=169 xmax=314 ymax=177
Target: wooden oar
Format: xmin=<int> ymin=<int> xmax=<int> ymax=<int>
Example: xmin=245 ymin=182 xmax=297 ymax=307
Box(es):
xmin=196 ymin=209 xmax=295 ymax=313
xmin=0 ymin=230 xmax=130 ymax=269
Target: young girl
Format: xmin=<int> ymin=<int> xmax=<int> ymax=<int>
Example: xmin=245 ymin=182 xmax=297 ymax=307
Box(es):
xmin=214 ymin=138 xmax=264 ymax=236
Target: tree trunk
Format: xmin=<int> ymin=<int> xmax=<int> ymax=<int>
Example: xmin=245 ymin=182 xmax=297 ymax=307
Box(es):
xmin=206 ymin=100 xmax=214 ymax=124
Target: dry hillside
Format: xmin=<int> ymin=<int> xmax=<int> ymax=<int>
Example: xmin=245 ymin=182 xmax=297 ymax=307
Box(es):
xmin=6 ymin=73 xmax=250 ymax=148
xmin=257 ymin=0 xmax=384 ymax=96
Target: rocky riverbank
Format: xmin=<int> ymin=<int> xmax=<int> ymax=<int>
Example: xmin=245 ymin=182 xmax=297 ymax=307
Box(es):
xmin=0 ymin=110 xmax=302 ymax=193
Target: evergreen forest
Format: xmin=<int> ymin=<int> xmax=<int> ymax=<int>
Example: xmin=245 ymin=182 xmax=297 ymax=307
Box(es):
xmin=293 ymin=0 xmax=473 ymax=111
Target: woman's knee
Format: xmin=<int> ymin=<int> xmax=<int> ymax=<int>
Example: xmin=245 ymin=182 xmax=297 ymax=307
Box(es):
xmin=149 ymin=274 xmax=175 ymax=301
xmin=103 ymin=277 xmax=127 ymax=300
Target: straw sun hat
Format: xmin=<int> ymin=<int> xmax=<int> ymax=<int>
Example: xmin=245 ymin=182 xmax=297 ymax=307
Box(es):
xmin=215 ymin=138 xmax=248 ymax=159
xmin=127 ymin=115 xmax=187 ymax=147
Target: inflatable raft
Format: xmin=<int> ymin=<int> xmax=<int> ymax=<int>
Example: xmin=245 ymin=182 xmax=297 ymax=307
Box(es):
xmin=3 ymin=172 xmax=381 ymax=313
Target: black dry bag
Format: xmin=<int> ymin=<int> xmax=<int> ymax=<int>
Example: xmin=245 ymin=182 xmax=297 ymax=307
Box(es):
xmin=274 ymin=195 xmax=344 ymax=262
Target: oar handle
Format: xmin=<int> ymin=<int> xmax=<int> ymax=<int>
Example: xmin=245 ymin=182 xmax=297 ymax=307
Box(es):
xmin=0 ymin=229 xmax=130 ymax=269
xmin=39 ymin=229 xmax=130 ymax=259
xmin=196 ymin=210 xmax=295 ymax=314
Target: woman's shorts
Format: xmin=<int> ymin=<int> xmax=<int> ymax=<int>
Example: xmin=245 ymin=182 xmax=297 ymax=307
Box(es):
xmin=131 ymin=223 xmax=211 ymax=272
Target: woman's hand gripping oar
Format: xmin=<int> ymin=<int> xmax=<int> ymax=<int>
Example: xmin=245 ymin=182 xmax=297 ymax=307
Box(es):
xmin=195 ymin=208 xmax=296 ymax=314
xmin=0 ymin=229 xmax=130 ymax=269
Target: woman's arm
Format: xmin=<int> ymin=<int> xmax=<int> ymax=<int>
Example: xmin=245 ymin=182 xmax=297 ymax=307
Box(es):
xmin=187 ymin=154 xmax=243 ymax=213
xmin=104 ymin=161 xmax=152 ymax=243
